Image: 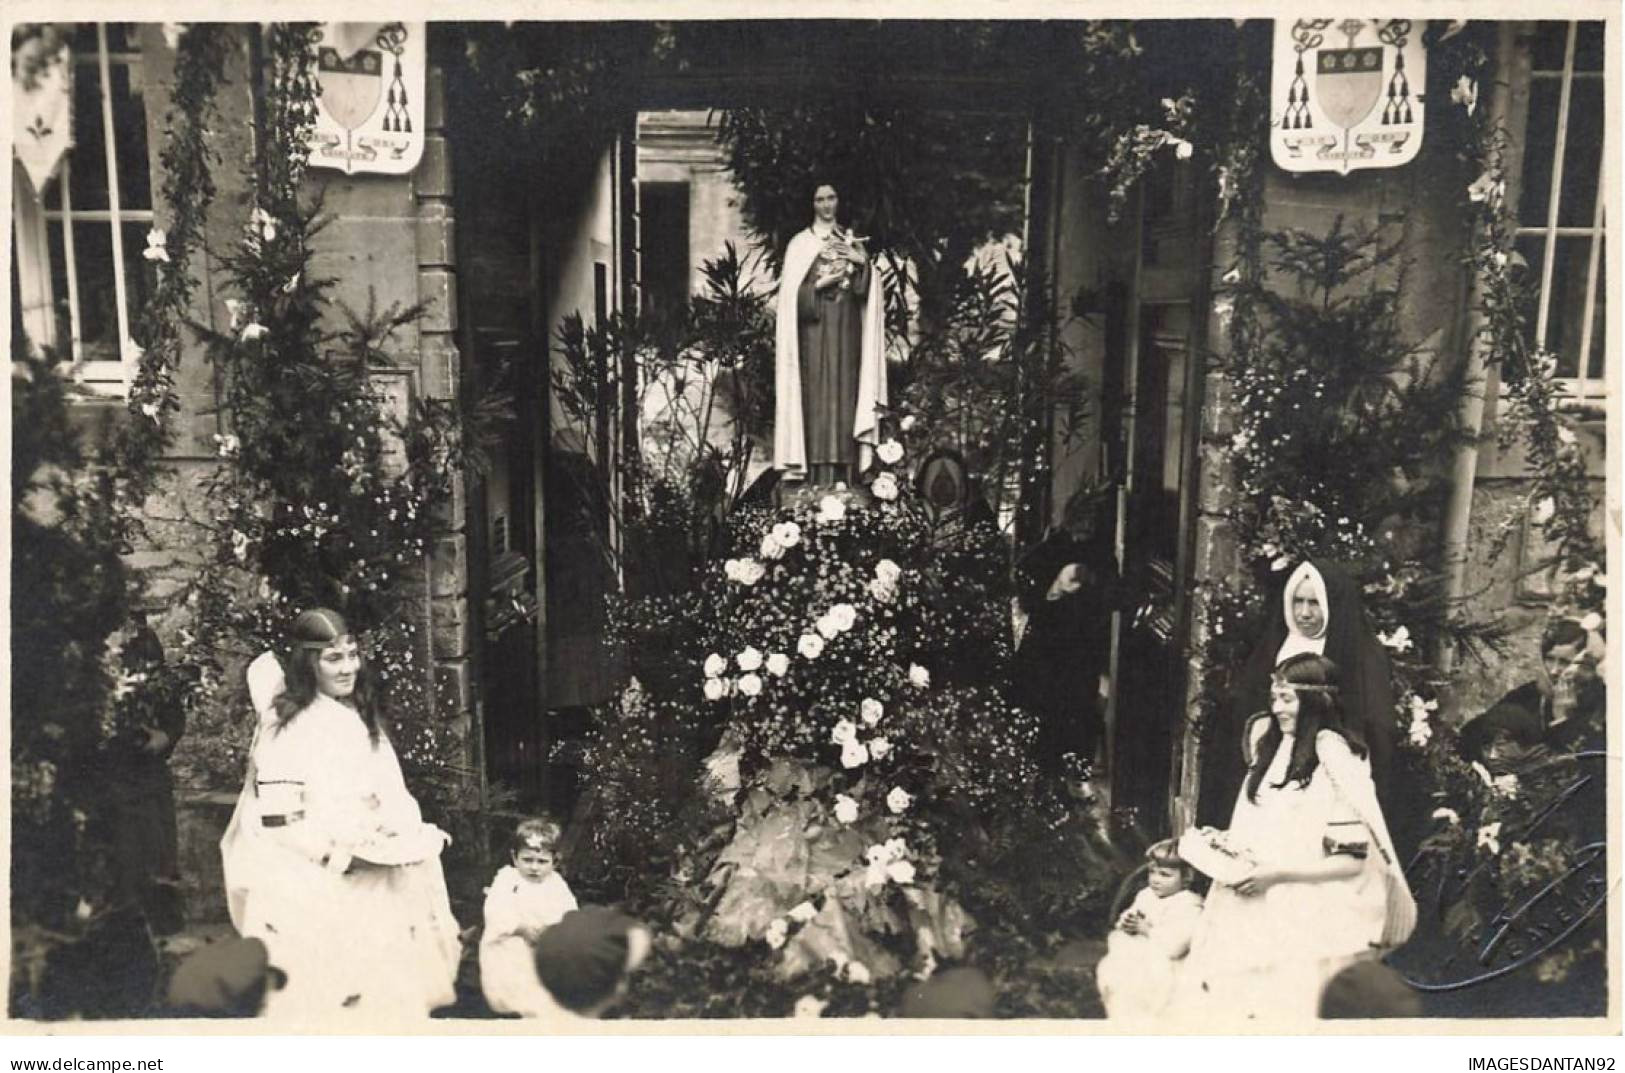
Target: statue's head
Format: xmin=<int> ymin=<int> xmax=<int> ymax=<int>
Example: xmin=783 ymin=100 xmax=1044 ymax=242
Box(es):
xmin=811 ymin=179 xmax=840 ymax=225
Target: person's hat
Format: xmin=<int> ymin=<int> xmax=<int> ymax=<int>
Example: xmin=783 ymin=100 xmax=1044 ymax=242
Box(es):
xmin=1318 ymin=960 xmax=1422 ymax=1019
xmin=165 ymin=937 xmax=274 ymax=1016
xmin=532 ymin=907 xmax=648 ymax=1012
xmin=899 ymin=967 xmax=997 ymax=1018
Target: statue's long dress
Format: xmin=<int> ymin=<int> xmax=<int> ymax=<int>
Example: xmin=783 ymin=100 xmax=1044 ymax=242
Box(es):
xmin=797 ymin=258 xmax=870 ymax=483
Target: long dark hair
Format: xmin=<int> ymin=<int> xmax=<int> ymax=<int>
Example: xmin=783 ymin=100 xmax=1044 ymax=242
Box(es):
xmin=1245 ymin=653 xmax=1356 ymax=802
xmin=272 ymin=607 xmax=383 ymax=744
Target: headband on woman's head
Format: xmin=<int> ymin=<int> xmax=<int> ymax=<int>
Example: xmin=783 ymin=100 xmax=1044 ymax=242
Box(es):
xmin=292 ymin=607 xmax=351 ymax=649
xmin=1271 ymin=670 xmax=1340 ymax=695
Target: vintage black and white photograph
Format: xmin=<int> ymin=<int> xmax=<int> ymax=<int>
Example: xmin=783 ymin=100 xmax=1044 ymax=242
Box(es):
xmin=5 ymin=8 xmax=1618 ymax=1036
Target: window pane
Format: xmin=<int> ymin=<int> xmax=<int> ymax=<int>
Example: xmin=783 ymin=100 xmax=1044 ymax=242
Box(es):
xmin=1559 ymin=77 xmax=1603 ymax=227
xmin=71 ymin=220 xmax=121 ymax=360
xmin=1574 ymin=21 xmax=1604 ymax=72
xmin=121 ymin=221 xmax=156 ymax=328
xmin=1543 ymin=235 xmax=1594 ymax=378
xmin=111 ymin=61 xmax=151 ymax=211
xmin=103 ymin=23 xmax=140 ymax=54
xmin=1519 ymin=77 xmax=1560 ymax=224
xmin=1586 ymin=241 xmax=1605 ymax=381
xmin=1529 ymin=21 xmax=1572 ymax=71
xmin=46 ymin=219 xmax=73 ymax=356
xmin=68 ymin=55 xmax=110 ymax=211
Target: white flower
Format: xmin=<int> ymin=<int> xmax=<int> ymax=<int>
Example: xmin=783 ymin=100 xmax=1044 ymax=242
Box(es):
xmin=1579 ymin=612 xmax=1603 ymax=632
xmin=1530 ymin=496 xmax=1556 ymax=525
xmin=1270 ymin=555 xmax=1292 ymax=572
xmin=230 ymin=529 xmax=250 ymax=562
xmin=764 ymin=918 xmax=788 ymax=950
xmin=240 ymin=322 xmax=269 ymax=342
xmin=1408 ymin=717 xmax=1432 ymax=748
xmin=875 ymin=559 xmax=902 ymax=585
xmin=766 ymin=652 xmax=790 ymax=677
xmin=816 ymin=613 xmax=841 ymax=640
xmin=788 ymin=901 xmax=817 ymax=924
xmin=871 ymin=473 xmax=900 ymax=501
xmin=829 ymin=603 xmax=857 ymax=632
xmin=214 ymin=432 xmax=240 ymax=458
xmin=224 ymin=298 xmax=245 ymax=332
xmin=161 ymin=22 xmax=187 ymax=49
xmin=1491 ymin=773 xmax=1520 ymax=799
xmin=1467 ymin=172 xmax=1505 ymax=206
xmin=1451 ymin=74 xmax=1479 ymax=116
xmin=772 ymin=521 xmax=802 ymax=548
xmin=868 ymin=578 xmax=898 ymax=603
xmin=840 ymin=739 xmax=870 ymax=769
xmin=798 ymin=633 xmax=825 ymax=659
xmin=877 ymin=439 xmax=904 ymax=465
xmin=737 ymin=647 xmax=763 ymax=672
xmin=760 ymin=532 xmax=786 ymax=560
xmin=882 ymin=837 xmax=908 ymax=861
xmin=1221 ymin=266 xmax=1242 ymax=285
xmin=140 ymin=401 xmax=162 ymax=422
xmin=704 ymin=653 xmax=727 ymax=678
xmin=737 ymin=673 xmax=763 ymax=698
xmin=908 ymin=664 xmax=931 ymax=689
xmin=1556 ymin=425 xmax=1577 ymax=446
xmin=886 ymin=786 xmax=913 ymax=814
xmin=833 ymin=794 xmax=860 ymax=824
xmin=1213 ymin=298 xmax=1234 ymax=323
xmin=830 ymin=719 xmax=859 ymax=746
xmin=860 ymin=698 xmax=884 ymax=726
xmin=900 ymin=415 xmax=918 ymax=432
xmin=1169 ymin=136 xmax=1194 ymax=160
xmin=1377 ymin=626 xmax=1413 ymax=653
xmin=792 ymin=995 xmax=827 ymax=1019
xmin=845 ymin=961 xmax=872 ymax=985
xmin=250 ymin=207 xmax=277 ymax=243
xmin=703 ymin=678 xmax=726 ymax=702
xmin=142 ymin=227 xmax=170 ymax=263
xmin=75 ymin=899 xmax=93 ymax=921
xmin=817 ymin=495 xmax=847 ymax=523
xmin=885 ymin=859 xmax=917 ymax=885
xmin=1477 ymin=822 xmax=1503 ymax=856
xmin=1432 ymin=807 xmax=1461 ymax=827
xmin=868 ymin=736 xmax=892 ymax=760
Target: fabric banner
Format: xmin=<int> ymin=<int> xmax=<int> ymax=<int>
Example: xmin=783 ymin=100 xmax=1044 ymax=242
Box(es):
xmin=12 ymin=43 xmax=74 ymax=197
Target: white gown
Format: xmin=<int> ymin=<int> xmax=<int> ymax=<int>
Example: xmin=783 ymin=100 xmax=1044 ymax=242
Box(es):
xmin=478 ymin=866 xmax=577 ymax=1016
xmin=1172 ymin=723 xmax=1412 ymax=1024
xmin=1096 ymin=886 xmax=1204 ymax=1020
xmin=220 ymin=653 xmax=462 ymax=1022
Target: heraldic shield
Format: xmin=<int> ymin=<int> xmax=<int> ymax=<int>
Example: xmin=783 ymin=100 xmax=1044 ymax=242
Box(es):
xmin=1271 ymin=18 xmax=1426 ymax=175
xmin=318 ymin=47 xmax=385 ymax=133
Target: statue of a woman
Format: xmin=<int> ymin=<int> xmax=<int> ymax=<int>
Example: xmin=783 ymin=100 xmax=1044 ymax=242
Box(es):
xmin=773 ymin=181 xmax=888 ymax=486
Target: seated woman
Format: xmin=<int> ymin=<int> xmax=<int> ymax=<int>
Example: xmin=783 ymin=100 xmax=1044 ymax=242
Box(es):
xmin=1173 ymin=653 xmax=1415 ymax=1024
xmin=220 ymin=608 xmax=462 ymax=1022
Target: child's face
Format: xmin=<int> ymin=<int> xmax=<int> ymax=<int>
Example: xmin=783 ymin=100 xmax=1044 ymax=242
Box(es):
xmin=513 ymin=844 xmax=556 ymax=883
xmin=1147 ymin=862 xmax=1188 ymax=897
xmin=1270 ymin=684 xmax=1301 ymax=735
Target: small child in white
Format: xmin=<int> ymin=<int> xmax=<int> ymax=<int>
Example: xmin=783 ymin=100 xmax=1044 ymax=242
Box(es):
xmin=1096 ymin=839 xmax=1204 ymax=1020
xmin=479 ymin=818 xmax=578 ymax=1017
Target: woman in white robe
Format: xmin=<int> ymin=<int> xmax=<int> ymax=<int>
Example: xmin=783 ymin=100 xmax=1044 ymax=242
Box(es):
xmin=219 ymin=608 xmax=461 ymax=1022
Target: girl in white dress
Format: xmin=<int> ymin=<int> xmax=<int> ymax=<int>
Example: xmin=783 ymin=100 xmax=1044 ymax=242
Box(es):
xmin=479 ymin=818 xmax=578 ymax=1016
xmin=1174 ymin=653 xmax=1415 ymax=1024
xmin=1096 ymin=839 xmax=1205 ymax=1020
xmin=219 ymin=608 xmax=462 ymax=1022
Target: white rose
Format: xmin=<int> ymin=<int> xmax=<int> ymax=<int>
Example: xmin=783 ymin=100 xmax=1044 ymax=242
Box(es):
xmin=764 ymin=918 xmax=789 ymax=949
xmin=877 ymin=440 xmax=904 ymax=465
xmin=817 ymin=495 xmax=847 ymax=523
xmin=240 ymin=323 xmax=269 ymax=342
xmin=833 ymin=795 xmax=860 ymax=824
xmin=760 ymin=532 xmax=786 ymax=560
xmin=737 ymin=647 xmax=763 ymax=672
xmin=900 ymin=415 xmax=918 ymax=432
xmin=908 ymin=664 xmax=931 ymax=689
xmin=883 ymin=837 xmax=908 ymax=861
xmin=793 ymin=995 xmax=827 ymax=1019
xmin=868 ymin=578 xmax=897 ymax=603
xmin=868 ymin=736 xmax=892 ymax=760
xmin=703 ymin=678 xmax=726 ymax=702
xmin=772 ymin=521 xmax=802 ymax=548
xmin=738 ymin=673 xmax=764 ymax=697
xmin=885 ymin=859 xmax=917 ymax=885
xmin=737 ymin=559 xmax=766 ymax=586
xmin=831 ymin=719 xmax=859 ymax=746
xmin=871 ymin=473 xmax=899 ymax=501
xmin=766 ymin=652 xmax=790 ymax=677
xmin=798 ymin=633 xmax=825 ymax=659
xmin=723 ymin=558 xmax=743 ymax=581
xmin=860 ymin=698 xmax=884 ymax=726
xmin=886 ymin=786 xmax=913 ymax=814
xmin=830 ymin=603 xmax=857 ymax=632
xmin=704 ymin=653 xmax=727 ymax=678
xmin=816 ymin=613 xmax=841 ymax=640
xmin=845 ymin=961 xmax=872 ymax=984
xmin=875 ymin=559 xmax=902 ymax=585
xmin=1532 ymin=496 xmax=1556 ymax=524
xmin=788 ymin=900 xmax=817 ymax=924
xmin=840 ymin=739 xmax=870 ymax=770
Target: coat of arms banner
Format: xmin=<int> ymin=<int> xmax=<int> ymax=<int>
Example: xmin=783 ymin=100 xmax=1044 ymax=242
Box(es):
xmin=1270 ymin=18 xmax=1427 ymax=175
xmin=308 ymin=22 xmax=425 ymax=175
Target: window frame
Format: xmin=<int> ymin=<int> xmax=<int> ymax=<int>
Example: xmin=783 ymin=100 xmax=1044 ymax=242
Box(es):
xmin=1507 ymin=19 xmax=1611 ymax=414
xmin=12 ymin=24 xmax=153 ymax=395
